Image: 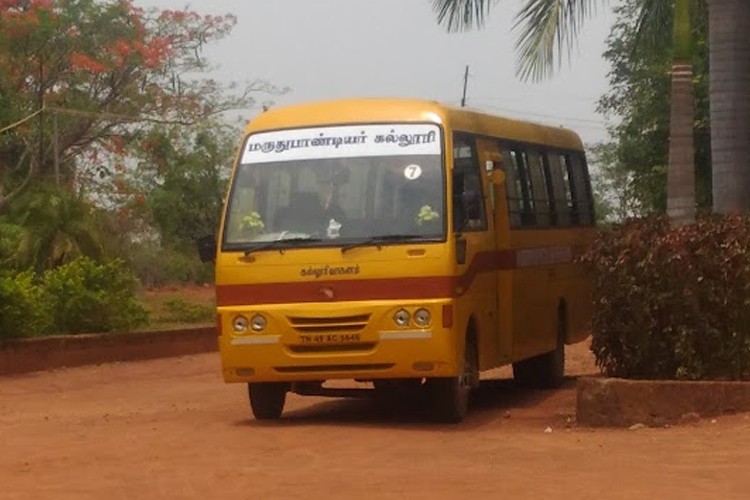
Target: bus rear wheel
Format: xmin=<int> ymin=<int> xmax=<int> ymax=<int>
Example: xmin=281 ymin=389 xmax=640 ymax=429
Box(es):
xmin=248 ymin=382 xmax=288 ymax=420
xmin=429 ymin=335 xmax=478 ymax=423
xmin=512 ymin=315 xmax=565 ymax=389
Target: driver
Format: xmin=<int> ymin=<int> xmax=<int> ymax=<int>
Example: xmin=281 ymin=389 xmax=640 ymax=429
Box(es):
xmin=273 ymin=164 xmax=350 ymax=236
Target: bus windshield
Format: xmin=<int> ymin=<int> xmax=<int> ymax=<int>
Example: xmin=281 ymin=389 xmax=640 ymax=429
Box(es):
xmin=222 ymin=123 xmax=445 ymax=250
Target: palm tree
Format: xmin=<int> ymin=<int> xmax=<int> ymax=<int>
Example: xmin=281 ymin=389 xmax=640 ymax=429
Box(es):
xmin=708 ymin=0 xmax=750 ymax=214
xmin=432 ymin=0 xmax=748 ymax=219
xmin=12 ymin=185 xmax=102 ymax=272
xmin=665 ymin=0 xmax=696 ymax=224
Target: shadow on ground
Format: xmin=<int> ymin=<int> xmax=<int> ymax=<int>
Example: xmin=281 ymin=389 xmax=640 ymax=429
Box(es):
xmin=234 ymin=376 xmax=579 ymax=432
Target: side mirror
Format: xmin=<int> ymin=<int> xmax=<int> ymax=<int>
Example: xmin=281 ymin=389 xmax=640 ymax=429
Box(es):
xmin=196 ymin=235 xmax=217 ymax=263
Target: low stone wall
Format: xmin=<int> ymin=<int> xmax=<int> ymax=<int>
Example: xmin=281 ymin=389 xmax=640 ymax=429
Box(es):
xmin=577 ymin=376 xmax=750 ymax=427
xmin=0 ymin=326 xmax=218 ymax=377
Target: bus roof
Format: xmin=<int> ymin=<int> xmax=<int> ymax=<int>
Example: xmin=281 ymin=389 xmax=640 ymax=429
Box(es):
xmin=245 ymin=98 xmax=584 ymax=151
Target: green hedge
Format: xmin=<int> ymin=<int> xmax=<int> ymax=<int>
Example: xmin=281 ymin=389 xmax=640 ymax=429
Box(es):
xmin=580 ymin=215 xmax=750 ymax=381
xmin=42 ymin=257 xmax=149 ymax=335
xmin=0 ymin=270 xmax=52 ymax=338
xmin=0 ymin=258 xmax=148 ymax=339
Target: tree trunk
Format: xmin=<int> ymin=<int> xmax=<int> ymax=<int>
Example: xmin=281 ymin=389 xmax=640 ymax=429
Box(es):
xmin=667 ymin=63 xmax=696 ymax=225
xmin=667 ymin=0 xmax=695 ymax=225
xmin=709 ymin=0 xmax=750 ymax=214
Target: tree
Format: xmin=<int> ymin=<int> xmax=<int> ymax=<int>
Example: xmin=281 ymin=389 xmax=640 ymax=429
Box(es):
xmin=10 ymin=184 xmax=102 ymax=272
xmin=0 ymin=0 xmax=277 ymax=212
xmin=134 ymin=119 xmax=237 ymax=252
xmin=665 ymin=0 xmax=697 ymax=224
xmin=589 ymin=142 xmax=643 ymax=222
xmin=595 ymin=0 xmax=711 ymax=216
xmin=431 ymin=0 xmax=748 ymax=218
xmin=708 ymin=0 xmax=750 ymax=214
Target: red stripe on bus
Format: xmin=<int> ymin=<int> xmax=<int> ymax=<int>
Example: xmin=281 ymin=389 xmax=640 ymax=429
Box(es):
xmin=215 ymin=246 xmax=581 ymax=306
xmin=216 ymin=249 xmax=514 ymax=306
xmin=216 ymin=276 xmax=456 ymax=306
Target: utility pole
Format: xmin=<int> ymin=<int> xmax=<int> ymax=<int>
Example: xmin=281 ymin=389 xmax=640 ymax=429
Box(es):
xmin=461 ymin=65 xmax=469 ymax=107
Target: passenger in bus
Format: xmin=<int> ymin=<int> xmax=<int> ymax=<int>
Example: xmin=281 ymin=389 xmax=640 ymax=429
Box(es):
xmin=273 ymin=192 xmax=325 ymax=234
xmin=274 ymin=190 xmax=347 ymax=237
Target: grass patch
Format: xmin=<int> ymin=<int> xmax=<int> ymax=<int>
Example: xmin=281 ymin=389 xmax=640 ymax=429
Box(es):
xmin=140 ymin=285 xmax=215 ymax=330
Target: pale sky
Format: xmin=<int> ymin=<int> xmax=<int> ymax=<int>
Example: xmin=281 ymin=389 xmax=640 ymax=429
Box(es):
xmin=139 ymin=0 xmax=617 ymax=146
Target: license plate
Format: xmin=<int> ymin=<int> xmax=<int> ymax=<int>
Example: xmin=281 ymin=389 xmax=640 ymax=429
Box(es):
xmin=298 ymin=333 xmax=361 ymax=344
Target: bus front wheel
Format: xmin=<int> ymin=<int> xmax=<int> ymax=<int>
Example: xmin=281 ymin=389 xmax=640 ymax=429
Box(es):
xmin=248 ymin=382 xmax=288 ymax=420
xmin=428 ymin=334 xmax=478 ymax=423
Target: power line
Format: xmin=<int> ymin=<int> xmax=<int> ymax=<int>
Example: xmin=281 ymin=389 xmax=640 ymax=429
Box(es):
xmin=470 ymin=101 xmax=610 ymax=127
xmin=471 ymin=90 xmax=597 ymax=104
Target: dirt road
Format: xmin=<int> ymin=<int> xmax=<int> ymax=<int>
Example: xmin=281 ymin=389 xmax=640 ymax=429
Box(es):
xmin=2 ymin=342 xmax=749 ymax=499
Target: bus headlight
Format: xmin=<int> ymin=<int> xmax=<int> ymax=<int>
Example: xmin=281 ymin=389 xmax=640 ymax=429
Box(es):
xmin=250 ymin=314 xmax=267 ymax=332
xmin=414 ymin=308 xmax=431 ymax=327
xmin=393 ymin=309 xmax=411 ymax=327
xmin=233 ymin=315 xmax=249 ymax=333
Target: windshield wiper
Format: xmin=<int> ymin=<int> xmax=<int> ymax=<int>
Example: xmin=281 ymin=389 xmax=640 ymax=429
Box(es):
xmin=243 ymin=237 xmax=323 ymax=256
xmin=340 ymin=234 xmax=430 ymax=254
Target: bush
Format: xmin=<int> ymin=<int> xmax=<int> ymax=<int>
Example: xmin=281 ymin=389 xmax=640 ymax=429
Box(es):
xmin=158 ymin=298 xmax=214 ymax=324
xmin=0 ymin=221 xmax=23 ymax=264
xmin=127 ymin=243 xmax=213 ymax=288
xmin=580 ymin=215 xmax=750 ymax=381
xmin=0 ymin=270 xmax=52 ymax=339
xmin=42 ymin=257 xmax=149 ymax=334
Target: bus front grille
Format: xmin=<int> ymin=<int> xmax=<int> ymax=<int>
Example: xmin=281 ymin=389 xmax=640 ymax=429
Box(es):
xmin=287 ymin=314 xmax=371 ymax=334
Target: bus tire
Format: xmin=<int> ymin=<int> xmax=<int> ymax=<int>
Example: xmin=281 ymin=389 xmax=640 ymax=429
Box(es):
xmin=248 ymin=382 xmax=287 ymax=420
xmin=429 ymin=333 xmax=478 ymax=423
xmin=512 ymin=313 xmax=566 ymax=389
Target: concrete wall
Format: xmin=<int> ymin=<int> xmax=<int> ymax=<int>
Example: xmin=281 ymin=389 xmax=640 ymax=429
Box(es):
xmin=0 ymin=326 xmax=218 ymax=376
xmin=577 ymin=376 xmax=750 ymax=427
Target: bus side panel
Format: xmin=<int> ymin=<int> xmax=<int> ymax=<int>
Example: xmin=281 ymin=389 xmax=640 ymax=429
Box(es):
xmin=510 ymin=264 xmax=558 ymax=362
xmin=567 ymin=247 xmax=594 ymax=344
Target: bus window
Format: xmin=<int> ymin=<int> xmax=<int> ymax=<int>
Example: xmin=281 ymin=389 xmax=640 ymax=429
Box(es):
xmin=561 ymin=154 xmax=580 ymax=225
xmin=524 ymin=150 xmax=552 ymax=227
xmin=569 ymin=153 xmax=594 ymax=225
xmin=501 ymin=148 xmax=522 ymax=228
xmin=453 ymin=135 xmax=487 ymax=232
xmin=510 ymin=149 xmax=535 ymax=226
xmin=547 ymin=153 xmax=572 ymax=227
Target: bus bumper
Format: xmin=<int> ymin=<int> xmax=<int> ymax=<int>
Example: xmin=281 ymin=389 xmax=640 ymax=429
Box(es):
xmin=217 ymin=300 xmax=461 ymax=383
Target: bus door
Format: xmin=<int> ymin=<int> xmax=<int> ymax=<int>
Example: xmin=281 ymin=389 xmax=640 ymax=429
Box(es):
xmin=475 ymin=137 xmax=513 ymax=366
xmin=504 ymin=145 xmax=559 ymax=360
xmin=451 ymin=134 xmax=499 ymax=370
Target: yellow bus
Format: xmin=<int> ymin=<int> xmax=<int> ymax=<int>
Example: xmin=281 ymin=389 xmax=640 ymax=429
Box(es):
xmin=199 ymin=98 xmax=595 ymax=423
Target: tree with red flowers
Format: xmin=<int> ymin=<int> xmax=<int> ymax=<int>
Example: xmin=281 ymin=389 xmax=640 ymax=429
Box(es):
xmin=0 ymin=0 xmax=276 ymax=212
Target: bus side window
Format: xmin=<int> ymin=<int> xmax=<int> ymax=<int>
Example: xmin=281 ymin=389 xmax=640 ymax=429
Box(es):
xmin=541 ymin=151 xmax=558 ymax=226
xmin=547 ymin=153 xmax=572 ymax=227
xmin=501 ymin=148 xmax=522 ymax=228
xmin=511 ymin=149 xmax=535 ymax=226
xmin=452 ymin=135 xmax=487 ymax=232
xmin=569 ymin=153 xmax=594 ymax=225
xmin=524 ymin=150 xmax=552 ymax=227
xmin=561 ymin=154 xmax=580 ymax=225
